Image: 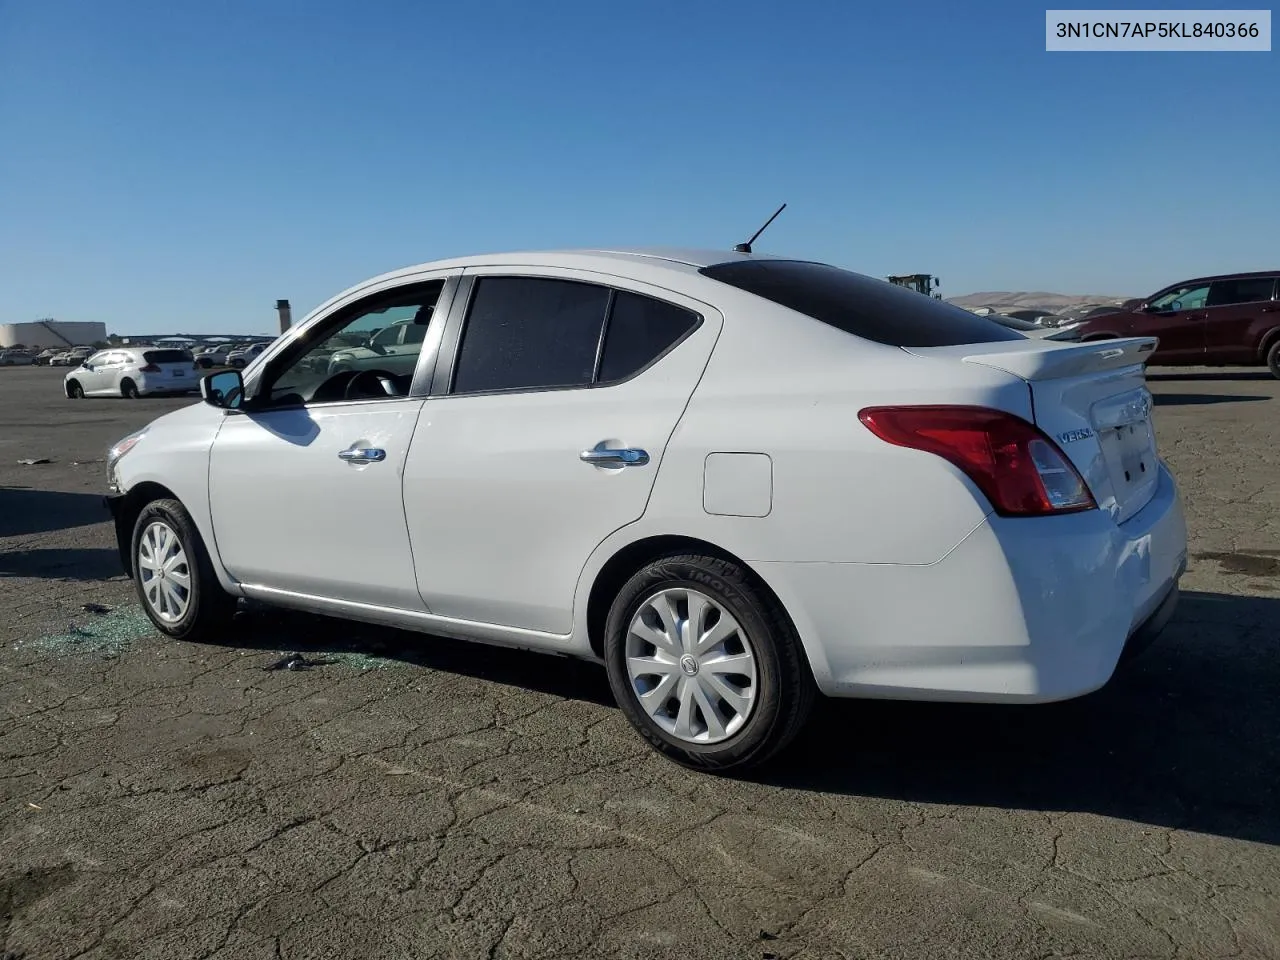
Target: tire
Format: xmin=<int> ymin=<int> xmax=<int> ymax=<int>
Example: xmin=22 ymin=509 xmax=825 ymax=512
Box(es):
xmin=1267 ymin=338 xmax=1280 ymax=380
xmin=603 ymin=553 xmax=815 ymax=773
xmin=66 ymin=380 xmax=84 ymax=399
xmin=121 ymin=378 xmax=140 ymax=399
xmin=131 ymin=498 xmax=236 ymax=642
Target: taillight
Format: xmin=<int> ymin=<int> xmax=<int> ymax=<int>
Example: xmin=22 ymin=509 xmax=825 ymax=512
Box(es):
xmin=140 ymin=363 xmax=160 ymax=373
xmin=858 ymin=405 xmax=1096 ymax=517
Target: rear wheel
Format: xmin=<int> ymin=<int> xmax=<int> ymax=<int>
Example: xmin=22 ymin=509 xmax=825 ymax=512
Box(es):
xmin=131 ymin=498 xmax=235 ymax=642
xmin=603 ymin=554 xmax=815 ymax=772
xmin=66 ymin=380 xmax=84 ymax=399
xmin=1267 ymin=339 xmax=1280 ymax=380
xmin=121 ymin=378 xmax=140 ymax=399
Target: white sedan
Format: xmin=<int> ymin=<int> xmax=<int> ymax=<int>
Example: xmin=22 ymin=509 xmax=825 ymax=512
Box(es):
xmin=103 ymin=248 xmax=1187 ymax=771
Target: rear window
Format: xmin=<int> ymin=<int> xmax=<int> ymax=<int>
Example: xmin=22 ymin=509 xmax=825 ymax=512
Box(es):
xmin=698 ymin=260 xmax=1024 ymax=347
xmin=144 ymin=349 xmax=194 ymax=364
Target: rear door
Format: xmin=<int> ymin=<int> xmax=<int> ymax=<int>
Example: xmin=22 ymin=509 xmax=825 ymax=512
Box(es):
xmin=1129 ymin=283 xmax=1209 ymax=362
xmin=1203 ymin=276 xmax=1278 ymax=362
xmin=403 ymin=269 xmax=719 ymax=634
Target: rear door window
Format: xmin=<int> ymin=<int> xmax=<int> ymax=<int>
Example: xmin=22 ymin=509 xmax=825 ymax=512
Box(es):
xmin=698 ymin=260 xmax=1024 ymax=347
xmin=452 ymin=277 xmax=611 ymax=394
xmin=1206 ymin=277 xmax=1277 ymax=307
xmin=597 ymin=291 xmax=700 ymax=383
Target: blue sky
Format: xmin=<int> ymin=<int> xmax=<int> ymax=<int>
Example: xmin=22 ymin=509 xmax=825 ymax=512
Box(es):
xmin=1 ymin=0 xmax=1276 ymax=335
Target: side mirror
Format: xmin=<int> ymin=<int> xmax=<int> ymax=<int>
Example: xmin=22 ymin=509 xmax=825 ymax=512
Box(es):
xmin=201 ymin=370 xmax=245 ymax=410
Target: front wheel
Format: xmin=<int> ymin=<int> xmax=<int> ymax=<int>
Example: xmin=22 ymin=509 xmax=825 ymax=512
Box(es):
xmin=603 ymin=554 xmax=815 ymax=773
xmin=1267 ymin=339 xmax=1280 ymax=380
xmin=66 ymin=380 xmax=84 ymax=399
xmin=131 ymin=498 xmax=236 ymax=642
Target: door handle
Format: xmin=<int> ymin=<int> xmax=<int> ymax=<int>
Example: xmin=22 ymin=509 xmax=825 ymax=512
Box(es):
xmin=580 ymin=441 xmax=650 ymax=467
xmin=1184 ymin=313 xmax=1207 ymax=321
xmin=338 ymin=446 xmax=386 ymax=464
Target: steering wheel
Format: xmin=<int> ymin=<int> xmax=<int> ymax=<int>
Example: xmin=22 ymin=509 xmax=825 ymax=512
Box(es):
xmin=344 ymin=369 xmax=400 ymax=401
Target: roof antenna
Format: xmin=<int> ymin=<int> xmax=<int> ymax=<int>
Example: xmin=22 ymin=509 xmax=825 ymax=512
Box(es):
xmin=733 ymin=203 xmax=787 ymax=254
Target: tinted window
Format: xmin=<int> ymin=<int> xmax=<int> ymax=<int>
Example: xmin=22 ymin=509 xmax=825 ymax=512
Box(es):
xmin=1149 ymin=284 xmax=1210 ymax=311
xmin=453 ymin=277 xmax=610 ymax=393
xmin=1206 ymin=277 xmax=1276 ymax=307
xmin=144 ymin=349 xmax=194 ymax=364
xmin=598 ymin=291 xmax=699 ymax=382
xmin=698 ymin=260 xmax=1024 ymax=347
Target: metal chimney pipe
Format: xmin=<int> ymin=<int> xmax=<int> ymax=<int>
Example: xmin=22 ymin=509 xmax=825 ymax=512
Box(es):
xmin=276 ymin=299 xmax=292 ymax=334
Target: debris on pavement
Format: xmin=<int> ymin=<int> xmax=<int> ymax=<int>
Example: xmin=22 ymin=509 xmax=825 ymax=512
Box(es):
xmin=72 ymin=458 xmax=104 ymax=466
xmin=81 ymin=602 xmax=113 ymax=615
xmin=16 ymin=458 xmax=51 ymax=465
xmin=263 ymin=653 xmax=337 ymax=672
xmin=16 ymin=605 xmax=154 ymax=658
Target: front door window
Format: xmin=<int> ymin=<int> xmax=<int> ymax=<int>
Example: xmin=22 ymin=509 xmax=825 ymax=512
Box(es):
xmin=258 ymin=280 xmax=444 ymax=407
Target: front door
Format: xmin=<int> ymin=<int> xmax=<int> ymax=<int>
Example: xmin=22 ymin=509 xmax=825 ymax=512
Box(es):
xmin=1203 ymin=276 xmax=1279 ymax=363
xmin=207 ymin=277 xmax=450 ymax=609
xmin=1131 ymin=282 xmax=1210 ymax=363
xmin=403 ymin=270 xmax=720 ymax=635
xmin=78 ymin=351 xmax=112 ymax=394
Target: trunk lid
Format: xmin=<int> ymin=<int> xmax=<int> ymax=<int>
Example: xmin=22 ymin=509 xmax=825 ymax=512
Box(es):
xmin=905 ymin=337 xmax=1160 ymax=523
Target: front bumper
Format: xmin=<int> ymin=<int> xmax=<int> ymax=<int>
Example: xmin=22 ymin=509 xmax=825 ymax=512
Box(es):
xmin=756 ymin=463 xmax=1188 ymax=703
xmin=104 ymin=493 xmax=133 ymax=577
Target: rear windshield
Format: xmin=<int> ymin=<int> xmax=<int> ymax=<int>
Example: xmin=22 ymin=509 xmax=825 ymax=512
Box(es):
xmin=144 ymin=349 xmax=194 ymax=364
xmin=699 ymin=260 xmax=1025 ymax=348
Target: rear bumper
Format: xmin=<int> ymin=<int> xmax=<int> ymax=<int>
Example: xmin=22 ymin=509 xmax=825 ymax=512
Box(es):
xmin=756 ymin=462 xmax=1187 ymax=703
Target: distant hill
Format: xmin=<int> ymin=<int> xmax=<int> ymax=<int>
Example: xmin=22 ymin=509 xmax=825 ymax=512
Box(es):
xmin=946 ymin=291 xmax=1135 ymax=317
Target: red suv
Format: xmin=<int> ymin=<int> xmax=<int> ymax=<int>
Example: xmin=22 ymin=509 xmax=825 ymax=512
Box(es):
xmin=1074 ymin=271 xmax=1280 ymax=378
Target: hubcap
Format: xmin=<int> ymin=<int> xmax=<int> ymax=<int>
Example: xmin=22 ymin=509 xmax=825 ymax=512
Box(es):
xmin=137 ymin=521 xmax=192 ymax=623
xmin=625 ymin=587 xmax=758 ymax=745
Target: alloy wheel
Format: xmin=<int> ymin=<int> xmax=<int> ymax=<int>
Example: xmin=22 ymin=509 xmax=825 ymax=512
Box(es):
xmin=624 ymin=587 xmax=759 ymax=744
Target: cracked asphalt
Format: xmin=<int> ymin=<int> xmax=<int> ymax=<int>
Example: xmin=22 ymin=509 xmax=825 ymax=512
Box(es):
xmin=1 ymin=364 xmax=1278 ymax=960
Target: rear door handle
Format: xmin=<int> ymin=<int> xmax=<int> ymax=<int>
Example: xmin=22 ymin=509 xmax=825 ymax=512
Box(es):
xmin=580 ymin=441 xmax=650 ymax=468
xmin=338 ymin=446 xmax=386 ymax=464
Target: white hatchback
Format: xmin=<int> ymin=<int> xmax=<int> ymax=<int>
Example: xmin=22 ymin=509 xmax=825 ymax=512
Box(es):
xmin=65 ymin=347 xmax=200 ymax=399
xmin=103 ymin=248 xmax=1187 ymax=771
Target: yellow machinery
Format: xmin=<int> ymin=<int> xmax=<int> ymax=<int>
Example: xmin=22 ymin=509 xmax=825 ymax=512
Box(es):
xmin=887 ymin=274 xmax=942 ymax=299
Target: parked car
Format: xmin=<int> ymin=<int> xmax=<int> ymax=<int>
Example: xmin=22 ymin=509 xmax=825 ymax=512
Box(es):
xmin=65 ymin=347 xmax=198 ymax=399
xmin=1073 ymin=271 xmax=1280 ymax=376
xmin=987 ymin=314 xmax=1084 ymax=341
xmin=1002 ymin=309 xmax=1075 ymax=328
xmin=325 ymin=314 xmax=431 ymax=376
xmin=0 ymin=349 xmax=34 ymax=366
xmin=226 ymin=342 xmax=268 ymax=368
xmin=31 ymin=348 xmax=62 ymax=366
xmin=103 ymin=248 xmax=1187 ymax=771
xmin=194 ymin=347 xmax=229 ymax=369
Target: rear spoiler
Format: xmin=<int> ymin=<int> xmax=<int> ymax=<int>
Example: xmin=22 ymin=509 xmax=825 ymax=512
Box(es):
xmin=904 ymin=337 xmax=1158 ymax=383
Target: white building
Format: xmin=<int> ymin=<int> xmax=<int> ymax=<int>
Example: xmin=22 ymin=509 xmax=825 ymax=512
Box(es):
xmin=0 ymin=320 xmax=108 ymax=349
